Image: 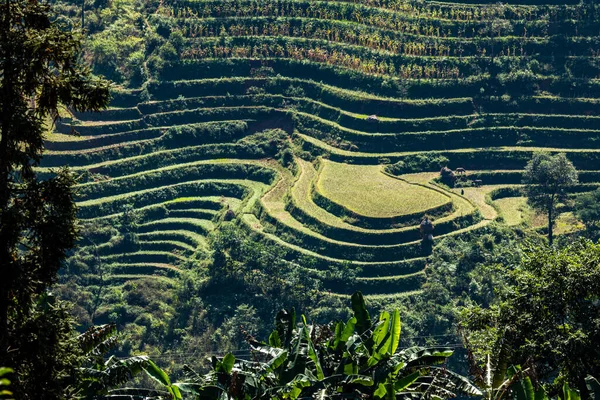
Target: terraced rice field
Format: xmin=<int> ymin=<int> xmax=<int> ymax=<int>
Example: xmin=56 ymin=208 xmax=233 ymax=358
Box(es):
xmin=44 ymin=0 xmax=600 ymax=300
xmin=316 ymin=160 xmax=451 ymax=225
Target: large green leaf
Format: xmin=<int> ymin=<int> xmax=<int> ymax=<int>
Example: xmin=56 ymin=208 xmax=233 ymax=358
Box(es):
xmin=343 ymin=362 xmax=358 ymax=375
xmin=143 ymin=360 xmax=171 ymax=387
xmin=514 ymin=375 xmax=535 ymax=400
xmin=342 ymin=317 xmax=357 ymax=341
xmin=374 ymin=383 xmax=387 ymax=399
xmin=266 ymin=349 xmax=288 ymax=371
xmin=351 ymin=292 xmax=372 ymax=336
xmin=269 ymin=330 xmax=282 ymax=348
xmin=170 ymin=384 xmax=183 ymax=400
xmin=397 ymin=346 xmax=453 ymax=368
xmin=369 ymin=311 xmax=401 ymax=367
xmin=563 ymin=382 xmax=581 ymax=400
xmin=535 ymin=386 xmax=548 ymax=400
xmin=390 ymin=309 xmax=401 ymax=354
xmin=220 ymin=353 xmax=235 ymax=374
xmin=174 ymin=383 xmax=225 ymax=400
xmin=369 ymin=312 xmax=391 ymax=366
xmin=437 ymin=368 xmax=483 ymax=397
xmin=331 ymin=321 xmax=344 ymax=351
xmin=282 ymin=374 xmax=312 ymax=400
xmin=287 ymin=324 xmax=307 ymax=381
xmin=373 ymin=312 xmax=391 ymax=350
xmin=343 ymin=374 xmax=374 ymax=386
xmin=493 ymin=341 xmax=511 ymax=390
xmin=78 ymin=324 xmax=118 ymax=355
xmin=173 ymin=382 xmax=203 ymax=394
xmin=303 ymin=317 xmax=325 ymax=380
xmin=394 ymin=371 xmax=421 ymax=392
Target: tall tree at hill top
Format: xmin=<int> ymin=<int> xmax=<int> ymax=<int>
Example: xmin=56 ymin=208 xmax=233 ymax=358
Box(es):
xmin=0 ymin=0 xmax=109 ymax=396
xmin=523 ymin=152 xmax=578 ymax=246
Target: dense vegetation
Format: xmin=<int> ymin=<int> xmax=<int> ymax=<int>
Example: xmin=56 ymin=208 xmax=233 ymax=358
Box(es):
xmin=43 ymin=0 xmax=600 ymax=364
xmin=3 ymin=0 xmax=600 ymax=397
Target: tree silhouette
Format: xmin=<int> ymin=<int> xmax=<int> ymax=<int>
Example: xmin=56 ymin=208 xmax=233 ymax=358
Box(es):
xmin=0 ymin=0 xmax=109 ymax=396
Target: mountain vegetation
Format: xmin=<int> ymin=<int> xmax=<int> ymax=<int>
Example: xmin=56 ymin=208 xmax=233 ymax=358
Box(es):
xmin=2 ymin=0 xmax=600 ymax=398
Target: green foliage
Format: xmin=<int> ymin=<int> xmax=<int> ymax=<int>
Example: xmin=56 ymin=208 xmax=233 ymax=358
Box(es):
xmin=83 ymin=0 xmax=148 ymax=85
xmin=200 ymin=224 xmax=322 ymax=343
xmin=460 ymin=239 xmax=600 ymax=397
xmin=77 ymin=324 xmax=182 ymax=399
xmin=386 ymin=154 xmax=449 ymax=175
xmin=386 ymin=224 xmax=536 ymax=378
xmin=574 ymin=189 xmax=600 ymax=239
xmin=0 ymin=0 xmax=109 ymax=396
xmin=523 ymin=153 xmax=578 ymax=245
xmin=2 ymin=294 xmax=83 ymax=399
xmin=43 ymin=0 xmax=600 ymax=388
xmin=177 ymin=293 xmax=480 ymax=400
xmin=0 ymin=367 xmax=13 ymax=400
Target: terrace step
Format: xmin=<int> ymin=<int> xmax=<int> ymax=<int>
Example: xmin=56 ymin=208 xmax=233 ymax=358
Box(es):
xmin=286 ymin=158 xmax=480 ymax=245
xmin=109 ymin=262 xmax=183 ymax=278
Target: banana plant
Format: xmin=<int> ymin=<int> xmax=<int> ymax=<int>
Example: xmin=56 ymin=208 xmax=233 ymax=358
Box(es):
xmin=468 ymin=358 xmax=598 ymax=400
xmin=176 ymin=292 xmax=481 ymax=400
xmin=77 ymin=324 xmax=181 ymax=400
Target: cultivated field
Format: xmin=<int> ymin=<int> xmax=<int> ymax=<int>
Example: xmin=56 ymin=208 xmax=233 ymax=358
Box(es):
xmin=43 ymin=0 xmax=600 ymax=301
xmin=316 ymin=160 xmax=451 ymax=222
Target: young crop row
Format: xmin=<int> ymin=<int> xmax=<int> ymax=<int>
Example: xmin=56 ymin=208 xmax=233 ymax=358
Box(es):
xmin=297 ymin=133 xmax=600 ymax=170
xmin=160 ymin=59 xmax=600 ymax=99
xmin=256 ymin=204 xmax=427 ymax=262
xmin=166 ymin=0 xmax=599 ymax=24
xmin=181 ymin=38 xmax=463 ymax=79
xmin=56 ymin=131 xmax=288 ymax=183
xmin=147 ymin=76 xmax=475 ymax=111
xmin=182 ymin=36 xmax=600 ymax=80
xmin=77 ymin=180 xmax=252 ymax=219
xmin=172 ymin=16 xmax=600 ymax=57
xmin=42 ymin=121 xmax=276 ymax=167
xmin=89 ymin=201 xmax=219 ymax=226
xmin=72 ymin=107 xmax=142 ymax=122
xmin=147 ymin=77 xmax=600 ymax=118
xmin=162 ymin=0 xmax=598 ymax=38
xmin=76 ymin=162 xmax=276 ymax=202
xmin=321 ymin=0 xmax=594 ymax=22
xmin=47 ymin=126 xmax=163 ymax=151
xmin=296 ymin=114 xmax=600 ymax=153
xmin=133 ymin=92 xmax=600 ymax=135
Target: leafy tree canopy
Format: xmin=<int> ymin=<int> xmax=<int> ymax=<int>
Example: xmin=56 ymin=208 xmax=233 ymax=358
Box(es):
xmin=460 ymin=239 xmax=600 ymax=398
xmin=574 ymin=188 xmax=600 ymax=240
xmin=0 ymin=0 xmax=110 ymax=396
xmin=523 ymin=152 xmax=578 ymax=245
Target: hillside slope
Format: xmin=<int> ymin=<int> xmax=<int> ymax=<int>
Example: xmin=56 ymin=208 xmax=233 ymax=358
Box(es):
xmin=45 ymin=0 xmax=600 ymax=310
